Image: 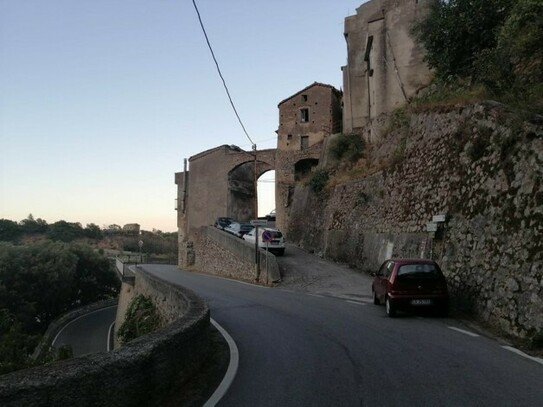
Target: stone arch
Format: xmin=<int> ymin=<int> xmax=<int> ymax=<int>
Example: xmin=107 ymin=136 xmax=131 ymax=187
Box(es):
xmin=175 ymin=145 xmax=277 ymax=244
xmin=227 ymin=159 xmax=274 ymax=222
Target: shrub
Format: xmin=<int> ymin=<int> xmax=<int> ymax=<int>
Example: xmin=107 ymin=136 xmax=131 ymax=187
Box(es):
xmin=308 ymin=169 xmax=329 ymax=193
xmin=117 ymin=295 xmax=161 ymax=344
xmin=330 ymin=134 xmax=365 ymax=162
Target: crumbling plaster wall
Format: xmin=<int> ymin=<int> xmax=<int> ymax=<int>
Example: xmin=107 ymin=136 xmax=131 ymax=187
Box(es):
xmin=342 ymin=0 xmax=432 ymax=134
xmin=287 ymin=102 xmax=543 ymax=340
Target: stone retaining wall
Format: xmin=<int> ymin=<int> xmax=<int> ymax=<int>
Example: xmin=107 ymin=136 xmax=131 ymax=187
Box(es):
xmin=189 ymin=226 xmax=281 ymax=285
xmin=287 ymin=102 xmax=543 ymax=341
xmin=0 ymin=267 xmax=210 ymax=407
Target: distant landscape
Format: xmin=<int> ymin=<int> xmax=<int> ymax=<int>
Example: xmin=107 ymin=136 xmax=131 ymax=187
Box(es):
xmin=0 ymin=214 xmax=177 ymax=374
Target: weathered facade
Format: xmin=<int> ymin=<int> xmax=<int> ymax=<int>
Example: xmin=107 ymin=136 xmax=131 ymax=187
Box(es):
xmin=175 ymin=145 xmax=275 ymax=266
xmin=342 ymin=0 xmax=432 ymax=136
xmin=275 ymin=82 xmax=342 ymax=231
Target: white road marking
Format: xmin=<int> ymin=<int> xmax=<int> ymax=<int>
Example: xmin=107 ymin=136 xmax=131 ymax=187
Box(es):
xmin=502 ymin=346 xmax=543 ymax=365
xmin=52 ymin=305 xmax=118 ymax=346
xmin=346 ymin=300 xmax=366 ymax=306
xmin=204 ymin=319 xmax=239 ymax=407
xmin=107 ymin=321 xmax=115 ymax=352
xmin=448 ymin=326 xmax=480 ymax=337
xmin=307 ymin=293 xmax=324 ymax=298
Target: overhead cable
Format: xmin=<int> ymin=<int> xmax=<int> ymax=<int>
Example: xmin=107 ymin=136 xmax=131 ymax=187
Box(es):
xmin=191 ymin=0 xmax=255 ymax=146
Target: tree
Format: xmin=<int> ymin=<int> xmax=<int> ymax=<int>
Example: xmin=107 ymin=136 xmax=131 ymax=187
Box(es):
xmin=84 ymin=223 xmax=103 ymax=239
xmin=412 ymin=0 xmax=514 ymax=79
xmin=0 ymin=219 xmax=21 ymax=242
xmin=495 ymin=0 xmax=543 ymax=88
xmin=0 ymin=240 xmax=120 ymax=373
xmin=69 ymin=244 xmax=119 ymax=304
xmin=19 ymin=214 xmax=48 ymax=234
xmin=46 ymin=221 xmax=85 ymax=242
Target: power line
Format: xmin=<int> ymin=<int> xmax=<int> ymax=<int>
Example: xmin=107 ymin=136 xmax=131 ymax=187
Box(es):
xmin=191 ymin=0 xmax=255 ymax=147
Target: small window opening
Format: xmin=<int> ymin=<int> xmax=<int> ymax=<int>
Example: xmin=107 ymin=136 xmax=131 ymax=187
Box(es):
xmin=300 ymin=108 xmax=309 ymax=123
xmin=287 ymin=134 xmax=293 ymax=141
xmin=302 ymin=94 xmax=308 ymax=102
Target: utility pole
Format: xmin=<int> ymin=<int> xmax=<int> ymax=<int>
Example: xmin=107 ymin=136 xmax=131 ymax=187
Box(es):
xmin=252 ymin=144 xmax=261 ymax=281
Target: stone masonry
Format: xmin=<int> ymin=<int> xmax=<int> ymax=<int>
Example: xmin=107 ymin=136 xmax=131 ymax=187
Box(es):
xmin=286 ymin=102 xmax=543 ymax=342
xmin=276 ymin=82 xmax=342 ymax=232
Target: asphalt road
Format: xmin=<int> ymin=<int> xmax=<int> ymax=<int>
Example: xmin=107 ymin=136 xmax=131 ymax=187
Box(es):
xmin=52 ymin=306 xmax=116 ymax=356
xmin=143 ymin=264 xmax=543 ymax=407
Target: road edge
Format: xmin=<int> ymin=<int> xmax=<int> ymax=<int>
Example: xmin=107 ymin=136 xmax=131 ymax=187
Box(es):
xmin=203 ymin=318 xmax=239 ymax=407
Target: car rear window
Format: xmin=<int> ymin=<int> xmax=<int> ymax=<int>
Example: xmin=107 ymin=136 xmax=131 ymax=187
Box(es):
xmin=397 ymin=263 xmax=442 ymax=279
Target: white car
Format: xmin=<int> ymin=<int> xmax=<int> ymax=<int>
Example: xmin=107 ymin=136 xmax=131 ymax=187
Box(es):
xmin=243 ymin=227 xmax=285 ymax=256
xmin=224 ymin=222 xmax=253 ymax=238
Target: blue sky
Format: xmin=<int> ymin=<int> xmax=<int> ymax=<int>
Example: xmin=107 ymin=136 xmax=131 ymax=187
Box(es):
xmin=0 ymin=0 xmax=366 ymax=232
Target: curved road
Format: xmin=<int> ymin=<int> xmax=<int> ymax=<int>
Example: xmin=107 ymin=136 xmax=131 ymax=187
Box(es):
xmin=52 ymin=306 xmax=117 ymax=356
xmin=143 ymin=264 xmax=543 ymax=407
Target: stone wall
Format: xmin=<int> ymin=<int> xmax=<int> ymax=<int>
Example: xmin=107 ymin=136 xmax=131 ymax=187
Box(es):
xmin=189 ymin=226 xmax=281 ymax=285
xmin=0 ymin=267 xmax=210 ymax=407
xmin=287 ymin=102 xmax=543 ymax=341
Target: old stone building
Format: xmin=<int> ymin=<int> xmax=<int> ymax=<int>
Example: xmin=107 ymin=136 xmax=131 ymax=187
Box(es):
xmin=275 ymin=82 xmax=342 ymax=232
xmin=122 ymin=223 xmax=140 ymax=235
xmin=175 ymin=144 xmax=275 ymax=266
xmin=342 ymin=0 xmax=432 ymax=137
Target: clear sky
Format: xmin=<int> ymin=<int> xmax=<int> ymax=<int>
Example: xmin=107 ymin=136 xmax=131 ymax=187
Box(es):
xmin=0 ymin=0 xmax=366 ymax=232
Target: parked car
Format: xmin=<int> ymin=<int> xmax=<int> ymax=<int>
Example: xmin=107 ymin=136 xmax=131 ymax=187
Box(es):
xmin=371 ymin=258 xmax=449 ymax=317
xmin=214 ymin=217 xmax=235 ymax=230
xmin=243 ymin=227 xmax=285 ymax=256
xmin=265 ymin=209 xmax=276 ymax=221
xmin=224 ymin=222 xmax=253 ymax=238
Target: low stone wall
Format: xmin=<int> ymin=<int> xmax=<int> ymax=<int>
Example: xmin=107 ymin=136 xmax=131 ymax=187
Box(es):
xmin=189 ymin=226 xmax=281 ymax=285
xmin=0 ymin=267 xmax=210 ymax=407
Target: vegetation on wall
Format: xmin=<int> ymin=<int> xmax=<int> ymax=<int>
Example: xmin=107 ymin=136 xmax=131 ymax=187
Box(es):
xmin=329 ymin=133 xmax=365 ymax=162
xmin=117 ymin=295 xmax=161 ymax=344
xmin=308 ymin=169 xmax=329 ymax=193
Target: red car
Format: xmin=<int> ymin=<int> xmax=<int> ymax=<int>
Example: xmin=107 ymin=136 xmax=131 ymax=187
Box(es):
xmin=372 ymin=259 xmax=449 ymax=317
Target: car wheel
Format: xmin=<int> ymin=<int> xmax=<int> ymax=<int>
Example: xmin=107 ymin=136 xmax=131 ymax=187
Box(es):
xmin=385 ymin=297 xmax=396 ymax=317
xmin=372 ymin=289 xmax=380 ymax=305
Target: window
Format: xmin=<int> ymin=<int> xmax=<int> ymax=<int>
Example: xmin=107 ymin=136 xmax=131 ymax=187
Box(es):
xmin=300 ymin=108 xmax=309 ymax=123
xmin=302 ymin=94 xmax=308 ymax=102
xmin=301 ymin=136 xmax=309 ymax=150
xmin=287 ymin=134 xmax=292 ymax=141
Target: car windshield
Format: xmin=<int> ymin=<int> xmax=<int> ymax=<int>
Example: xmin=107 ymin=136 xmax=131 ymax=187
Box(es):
xmin=397 ymin=263 xmax=441 ymax=279
xmin=262 ymin=230 xmax=282 ymax=238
